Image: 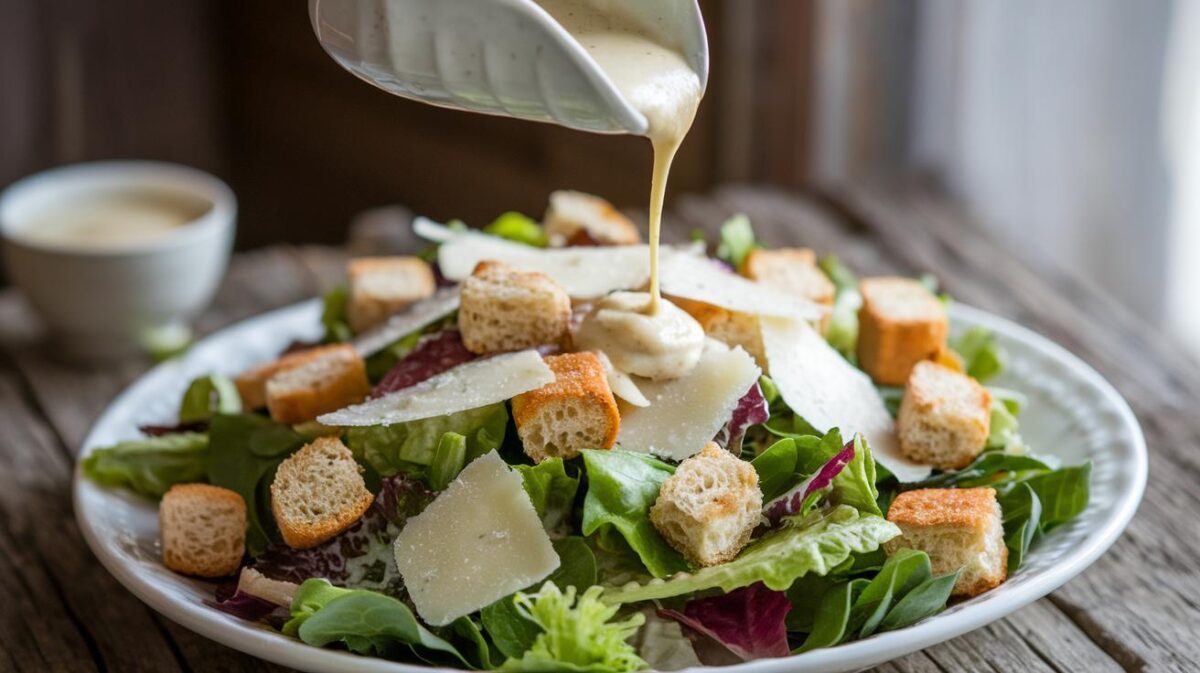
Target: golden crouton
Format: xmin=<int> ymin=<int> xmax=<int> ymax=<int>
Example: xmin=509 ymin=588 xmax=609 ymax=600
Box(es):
xmin=264 ymin=344 xmax=370 ymax=424
xmin=898 ymin=361 xmax=992 ymax=469
xmin=270 ymin=437 xmax=374 ymax=549
xmin=234 ymin=344 xmax=353 ymax=410
xmin=160 ymin=483 xmax=246 ymax=577
xmin=458 ymin=261 xmax=572 ymax=354
xmin=512 ymin=352 xmax=620 ymax=462
xmin=670 ymin=297 xmax=766 ymax=370
xmin=857 ymin=277 xmax=948 ymax=385
xmin=346 ymin=256 xmax=436 ymax=333
xmin=884 ymin=488 xmax=1007 ymax=597
xmin=650 ymin=443 xmax=763 ymax=567
xmin=543 ymin=190 xmax=640 ymax=246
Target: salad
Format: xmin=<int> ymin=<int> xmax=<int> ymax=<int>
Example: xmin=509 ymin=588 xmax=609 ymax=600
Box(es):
xmin=83 ymin=195 xmax=1090 ymax=671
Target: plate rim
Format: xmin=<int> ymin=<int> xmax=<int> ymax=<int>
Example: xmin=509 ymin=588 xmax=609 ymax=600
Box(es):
xmin=72 ymin=299 xmax=1148 ymax=673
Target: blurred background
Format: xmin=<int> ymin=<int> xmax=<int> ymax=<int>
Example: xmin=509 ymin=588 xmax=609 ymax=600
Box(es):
xmin=1 ymin=0 xmax=1197 ymax=356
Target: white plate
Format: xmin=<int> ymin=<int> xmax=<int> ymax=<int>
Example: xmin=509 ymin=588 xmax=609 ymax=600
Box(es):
xmin=73 ymin=300 xmax=1146 ymax=673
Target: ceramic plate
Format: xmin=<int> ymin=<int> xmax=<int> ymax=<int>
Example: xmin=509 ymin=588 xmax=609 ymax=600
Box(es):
xmin=73 ymin=300 xmax=1146 ymax=673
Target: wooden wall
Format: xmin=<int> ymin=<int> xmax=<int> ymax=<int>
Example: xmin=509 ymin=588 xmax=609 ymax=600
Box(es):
xmin=0 ymin=0 xmax=816 ymax=249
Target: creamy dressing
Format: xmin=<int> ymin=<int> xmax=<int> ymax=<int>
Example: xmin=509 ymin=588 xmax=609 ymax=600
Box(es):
xmin=574 ymin=291 xmax=704 ymax=380
xmin=538 ymin=0 xmax=705 ymax=379
xmin=16 ymin=189 xmax=210 ymax=250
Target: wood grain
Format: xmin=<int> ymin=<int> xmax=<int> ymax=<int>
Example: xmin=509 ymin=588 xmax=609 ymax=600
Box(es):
xmin=0 ymin=185 xmax=1190 ymax=672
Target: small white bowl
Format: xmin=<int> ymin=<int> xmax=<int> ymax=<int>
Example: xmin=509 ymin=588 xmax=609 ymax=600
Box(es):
xmin=0 ymin=161 xmax=235 ymax=362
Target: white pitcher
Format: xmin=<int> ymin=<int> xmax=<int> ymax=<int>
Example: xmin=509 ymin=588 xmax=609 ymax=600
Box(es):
xmin=308 ymin=0 xmax=708 ymax=136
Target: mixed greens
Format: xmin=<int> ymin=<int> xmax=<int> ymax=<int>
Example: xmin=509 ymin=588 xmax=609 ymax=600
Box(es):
xmin=84 ymin=211 xmax=1091 ymax=670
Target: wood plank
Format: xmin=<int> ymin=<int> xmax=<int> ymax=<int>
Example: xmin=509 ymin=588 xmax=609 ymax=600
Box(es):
xmin=0 ymin=358 xmax=181 ymax=672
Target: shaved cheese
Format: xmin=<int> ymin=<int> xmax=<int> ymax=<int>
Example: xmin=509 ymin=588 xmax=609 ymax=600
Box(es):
xmin=760 ymin=316 xmax=931 ymax=482
xmin=594 ymin=350 xmax=649 ymax=407
xmin=419 ymin=218 xmax=651 ymax=299
xmin=659 ymin=252 xmax=824 ymax=321
xmin=618 ymin=341 xmax=761 ymax=460
xmin=318 ymin=350 xmax=553 ymax=426
xmin=352 ymin=286 xmax=460 ymax=357
xmin=393 ymin=451 xmax=559 ymax=626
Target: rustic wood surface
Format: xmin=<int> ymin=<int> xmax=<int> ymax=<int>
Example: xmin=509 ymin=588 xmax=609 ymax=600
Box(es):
xmin=0 ymin=184 xmax=1191 ymax=672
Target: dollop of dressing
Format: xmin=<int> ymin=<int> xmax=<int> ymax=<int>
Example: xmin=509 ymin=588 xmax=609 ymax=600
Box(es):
xmin=575 ymin=291 xmax=704 ymax=380
xmin=537 ymin=0 xmax=705 ymax=379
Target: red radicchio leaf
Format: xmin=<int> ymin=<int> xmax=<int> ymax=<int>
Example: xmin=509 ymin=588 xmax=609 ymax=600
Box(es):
xmin=371 ymin=330 xmax=475 ymax=398
xmin=206 ymin=588 xmax=285 ymax=623
xmin=762 ymin=440 xmax=856 ymax=524
xmin=431 ymin=262 xmax=457 ymax=288
xmin=659 ymin=583 xmax=792 ymax=662
xmin=713 ymin=383 xmax=770 ymax=454
xmin=138 ymin=420 xmax=210 ymax=436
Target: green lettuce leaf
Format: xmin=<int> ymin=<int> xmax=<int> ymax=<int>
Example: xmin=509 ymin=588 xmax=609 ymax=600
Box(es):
xmin=82 ymin=432 xmax=208 ymax=498
xmin=831 ymin=434 xmax=880 ymax=517
xmin=206 ymin=413 xmax=307 ymax=556
xmin=516 ymin=458 xmax=581 ymax=536
xmin=817 ymin=254 xmax=862 ymax=359
xmin=345 ymin=403 xmax=507 ymax=477
xmin=321 ymin=287 xmax=353 ymax=342
xmin=603 ymin=505 xmax=899 ymax=604
xmin=500 ymin=583 xmax=647 ymax=672
xmin=284 ymin=579 xmax=477 ymax=668
xmin=178 ymin=374 xmax=241 ymax=423
xmin=952 ymin=327 xmax=1008 ymax=383
xmin=715 ymin=214 xmax=757 ymax=269
xmin=484 ymin=212 xmax=548 ymax=247
xmin=986 ymin=397 xmax=1026 ymax=452
xmin=580 ymin=450 xmax=688 ymax=579
xmin=795 ymin=548 xmax=957 ymax=650
xmin=482 ymin=537 xmax=597 ymax=660
xmin=427 ymin=432 xmax=467 ymax=490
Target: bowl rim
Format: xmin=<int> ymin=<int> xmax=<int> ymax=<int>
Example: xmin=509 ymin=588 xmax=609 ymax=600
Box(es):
xmin=0 ymin=160 xmax=236 ymax=259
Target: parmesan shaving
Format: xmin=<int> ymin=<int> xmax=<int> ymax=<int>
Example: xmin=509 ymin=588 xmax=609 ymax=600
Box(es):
xmin=760 ymin=316 xmax=931 ymax=482
xmin=393 ymin=451 xmax=559 ymax=626
xmin=318 ymin=350 xmax=554 ymax=426
xmin=352 ymin=286 xmax=460 ymax=357
xmin=617 ymin=341 xmax=761 ymax=460
xmin=658 ymin=251 xmax=824 ymax=321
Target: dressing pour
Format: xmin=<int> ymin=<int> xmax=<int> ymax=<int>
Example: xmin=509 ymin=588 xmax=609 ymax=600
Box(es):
xmin=541 ymin=0 xmax=708 ymax=379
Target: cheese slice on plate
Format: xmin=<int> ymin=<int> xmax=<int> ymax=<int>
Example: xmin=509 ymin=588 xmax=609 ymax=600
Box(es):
xmin=393 ymin=451 xmax=559 ymax=626
xmin=617 ymin=341 xmax=761 ymax=460
xmin=658 ymin=251 xmax=824 ymax=321
xmin=760 ymin=316 xmax=931 ymax=482
xmin=417 ymin=218 xmax=651 ymax=299
xmin=318 ymin=350 xmax=554 ymax=426
xmin=352 ymin=286 xmax=460 ymax=357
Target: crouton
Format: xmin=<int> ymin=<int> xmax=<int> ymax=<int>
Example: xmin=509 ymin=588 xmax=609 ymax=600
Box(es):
xmin=543 ymin=190 xmax=641 ymax=246
xmin=160 ymin=483 xmax=245 ymax=577
xmin=270 ymin=436 xmax=374 ymax=549
xmin=265 ymin=344 xmax=370 ymax=424
xmin=741 ymin=248 xmax=835 ymax=332
xmin=512 ymin=352 xmax=620 ymax=462
xmin=234 ymin=344 xmax=352 ymax=410
xmin=898 ymin=361 xmax=992 ymax=469
xmin=346 ymin=256 xmax=436 ymax=333
xmin=458 ymin=261 xmax=572 ymax=354
xmin=857 ymin=277 xmax=948 ymax=385
xmin=651 ymin=443 xmax=763 ymax=567
xmin=670 ymin=297 xmax=766 ymax=370
xmin=884 ymin=488 xmax=1007 ymax=597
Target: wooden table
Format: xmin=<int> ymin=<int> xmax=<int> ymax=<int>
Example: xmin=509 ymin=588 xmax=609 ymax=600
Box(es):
xmin=1 ymin=185 xmax=1192 ymax=672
